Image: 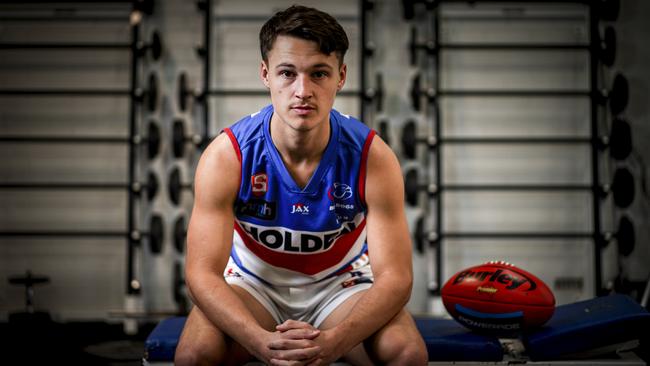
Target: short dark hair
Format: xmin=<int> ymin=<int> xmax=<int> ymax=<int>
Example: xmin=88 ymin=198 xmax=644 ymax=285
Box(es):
xmin=259 ymin=5 xmax=349 ymax=65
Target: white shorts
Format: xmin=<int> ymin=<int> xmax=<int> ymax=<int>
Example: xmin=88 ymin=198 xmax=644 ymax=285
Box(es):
xmin=224 ymin=258 xmax=374 ymax=328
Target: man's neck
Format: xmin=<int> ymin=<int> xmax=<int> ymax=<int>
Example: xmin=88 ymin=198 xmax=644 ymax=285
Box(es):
xmin=269 ymin=113 xmax=330 ymax=166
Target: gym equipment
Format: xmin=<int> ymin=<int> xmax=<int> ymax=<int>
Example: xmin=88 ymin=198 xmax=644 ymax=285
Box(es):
xmin=441 ymin=261 xmax=555 ymax=333
xmin=400 ymin=119 xmax=437 ymax=159
xmin=143 ymin=294 xmax=649 ymax=364
xmin=177 ymin=71 xmax=384 ymax=113
xmin=173 ymin=215 xmax=186 ymax=254
xmin=173 ymin=262 xmax=188 ymax=314
xmin=409 ymin=71 xmax=628 ymax=114
xmin=610 ymin=167 xmax=635 ymax=208
xmin=171 ymin=119 xmax=204 ymax=158
xmin=0 ymin=120 xmax=161 ymax=160
xmin=0 ymin=214 xmax=165 ymax=254
xmin=408 ymin=25 xmax=616 ymax=68
xmin=597 ymin=0 xmax=620 ymax=21
xmin=408 ymin=26 xmax=435 ymax=66
xmin=605 ymin=73 xmax=629 ymax=116
xmin=0 ymin=30 xmax=163 ymax=62
xmin=8 ymin=271 xmax=50 ymax=316
xmin=614 ymin=215 xmax=635 ymax=257
xmin=168 ymin=167 xmax=192 ymax=206
xmin=607 ymin=117 xmax=632 ymax=160
xmin=0 ymin=170 xmax=160 ymax=200
xmin=0 ymin=71 xmax=160 ymax=112
xmin=376 ymin=118 xmax=391 ymax=146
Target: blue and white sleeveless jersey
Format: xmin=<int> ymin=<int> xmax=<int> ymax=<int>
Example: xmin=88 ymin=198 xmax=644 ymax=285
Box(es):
xmin=223 ymin=104 xmax=376 ymax=287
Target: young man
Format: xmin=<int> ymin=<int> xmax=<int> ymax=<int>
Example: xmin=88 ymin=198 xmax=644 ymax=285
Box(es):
xmin=175 ymin=5 xmax=427 ymax=365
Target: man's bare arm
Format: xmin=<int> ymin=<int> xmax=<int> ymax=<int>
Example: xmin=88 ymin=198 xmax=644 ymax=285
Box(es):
xmin=185 ymin=134 xmax=320 ymax=362
xmin=314 ymin=135 xmax=414 ymax=360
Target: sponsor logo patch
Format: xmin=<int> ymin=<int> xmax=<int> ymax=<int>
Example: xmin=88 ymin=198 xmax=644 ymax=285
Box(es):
xmin=251 ymin=173 xmax=268 ymax=197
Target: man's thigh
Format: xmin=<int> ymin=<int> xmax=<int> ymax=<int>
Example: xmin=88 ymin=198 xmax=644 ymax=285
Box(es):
xmin=318 ymin=291 xmax=426 ymax=365
xmin=175 ymin=284 xmax=277 ymax=365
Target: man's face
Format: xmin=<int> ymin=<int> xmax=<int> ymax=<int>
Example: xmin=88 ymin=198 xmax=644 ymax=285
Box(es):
xmin=261 ymin=35 xmax=346 ymax=132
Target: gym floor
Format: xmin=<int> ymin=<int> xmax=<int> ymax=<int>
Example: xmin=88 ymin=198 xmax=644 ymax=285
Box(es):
xmin=0 ymin=317 xmax=156 ymax=365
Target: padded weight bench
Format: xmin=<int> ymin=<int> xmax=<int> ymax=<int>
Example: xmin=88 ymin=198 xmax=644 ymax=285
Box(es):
xmin=143 ymin=294 xmax=649 ymax=365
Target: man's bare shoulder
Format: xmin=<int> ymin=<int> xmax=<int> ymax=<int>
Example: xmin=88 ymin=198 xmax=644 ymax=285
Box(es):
xmin=193 ymin=132 xmax=241 ymax=205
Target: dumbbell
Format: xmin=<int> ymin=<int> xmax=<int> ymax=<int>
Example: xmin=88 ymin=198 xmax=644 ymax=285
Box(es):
xmin=606 ymin=167 xmax=635 ymax=208
xmin=599 ymin=215 xmax=635 ymax=257
xmin=168 ymin=166 xmax=193 ymax=205
xmin=376 ymin=118 xmax=391 ymax=147
xmin=599 ymin=117 xmax=632 ymax=160
xmin=139 ymin=214 xmax=165 ymax=254
xmin=412 ymin=216 xmax=439 ymax=254
xmin=401 ymin=0 xmax=435 ymax=20
xmin=172 ymin=119 xmax=205 ymax=158
xmin=137 ymin=30 xmax=163 ymax=61
xmin=404 ymin=168 xmax=438 ymax=206
xmin=599 ymin=26 xmax=617 ymax=67
xmin=597 ymin=73 xmax=628 ymax=116
xmin=409 ymin=73 xmax=435 ymax=112
xmin=409 ymin=26 xmax=435 ymax=66
xmin=133 ymin=170 xmax=160 ymax=200
xmin=401 ymin=119 xmax=436 ymax=159
xmin=173 ymin=215 xmax=187 ymax=254
xmin=173 ymin=261 xmax=188 ymax=314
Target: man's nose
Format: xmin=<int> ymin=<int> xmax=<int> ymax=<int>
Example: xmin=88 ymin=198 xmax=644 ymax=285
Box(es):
xmin=294 ymin=74 xmax=313 ymax=99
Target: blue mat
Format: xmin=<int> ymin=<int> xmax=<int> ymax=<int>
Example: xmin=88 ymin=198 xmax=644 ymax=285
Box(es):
xmin=523 ymin=294 xmax=650 ymax=360
xmin=144 ymin=316 xmax=186 ymax=362
xmin=415 ymin=317 xmax=503 ymax=361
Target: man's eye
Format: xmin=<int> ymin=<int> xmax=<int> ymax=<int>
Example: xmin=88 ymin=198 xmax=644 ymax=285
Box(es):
xmin=280 ymin=70 xmax=295 ymax=78
xmin=313 ymin=71 xmax=328 ymax=78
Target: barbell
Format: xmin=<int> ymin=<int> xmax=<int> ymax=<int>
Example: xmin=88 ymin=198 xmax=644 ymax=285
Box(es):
xmin=404 ymin=166 xmax=635 ymax=208
xmin=172 ymin=118 xmax=205 ymax=158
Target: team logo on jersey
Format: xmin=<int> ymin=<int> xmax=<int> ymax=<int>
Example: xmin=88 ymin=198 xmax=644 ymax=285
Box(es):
xmin=251 ymin=173 xmax=268 ymax=197
xmin=328 ymin=183 xmax=353 ymax=200
xmin=290 ymin=203 xmax=310 ymax=215
xmin=237 ymin=199 xmax=276 ymax=220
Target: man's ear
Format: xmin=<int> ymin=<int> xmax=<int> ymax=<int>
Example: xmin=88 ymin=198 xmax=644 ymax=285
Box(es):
xmin=337 ymin=63 xmax=347 ymax=91
xmin=260 ymin=60 xmax=270 ymax=88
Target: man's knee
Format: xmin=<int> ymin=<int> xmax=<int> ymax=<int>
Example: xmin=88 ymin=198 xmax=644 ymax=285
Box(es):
xmin=370 ymin=330 xmax=428 ymax=365
xmin=174 ymin=342 xmax=222 ymax=366
xmin=394 ymin=341 xmax=428 ymax=365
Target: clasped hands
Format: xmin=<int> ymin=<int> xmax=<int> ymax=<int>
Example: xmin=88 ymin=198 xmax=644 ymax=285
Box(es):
xmin=258 ymin=319 xmax=343 ymax=366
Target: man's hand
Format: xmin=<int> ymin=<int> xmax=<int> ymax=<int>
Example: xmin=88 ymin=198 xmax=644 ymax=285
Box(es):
xmin=272 ymin=320 xmax=344 ymax=365
xmin=248 ymin=321 xmax=322 ymax=365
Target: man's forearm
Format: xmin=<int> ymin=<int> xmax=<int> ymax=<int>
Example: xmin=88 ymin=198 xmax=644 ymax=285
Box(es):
xmin=327 ymin=272 xmax=412 ymax=352
xmin=187 ymin=272 xmax=268 ymax=351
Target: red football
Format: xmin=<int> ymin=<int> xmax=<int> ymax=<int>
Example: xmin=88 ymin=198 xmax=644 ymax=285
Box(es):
xmin=441 ymin=261 xmax=555 ymax=333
